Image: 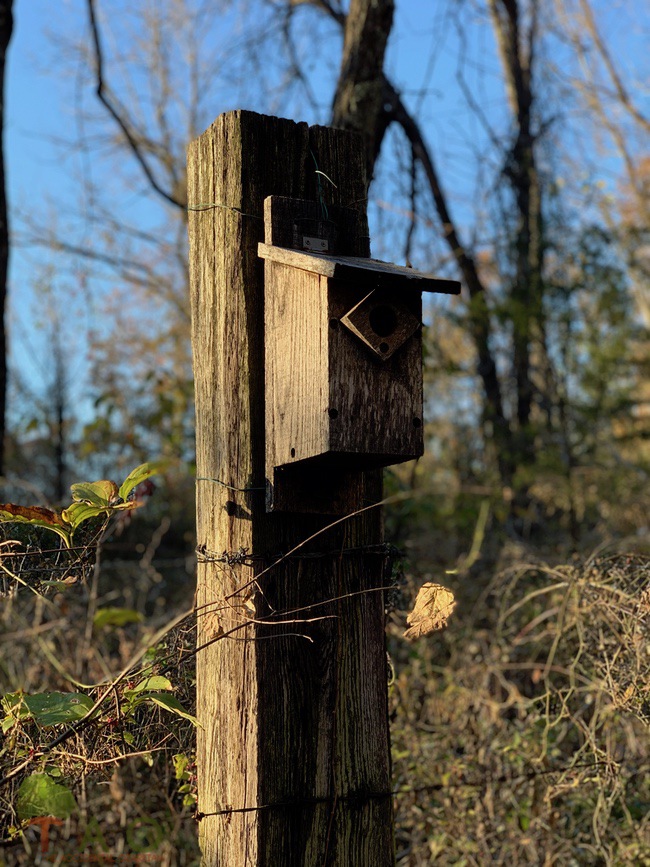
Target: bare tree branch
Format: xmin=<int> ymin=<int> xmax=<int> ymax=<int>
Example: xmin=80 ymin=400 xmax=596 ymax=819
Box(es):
xmin=86 ymin=0 xmax=185 ymax=210
xmin=287 ymin=0 xmax=344 ymax=26
xmin=577 ymin=0 xmax=650 ymax=134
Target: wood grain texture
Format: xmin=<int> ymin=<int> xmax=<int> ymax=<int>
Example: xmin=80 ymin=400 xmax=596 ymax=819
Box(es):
xmin=328 ymin=280 xmax=424 ymax=460
xmin=265 ymin=264 xmax=329 ymax=466
xmin=188 ymin=111 xmax=394 ymax=866
xmin=265 ymin=266 xmax=425 ymax=484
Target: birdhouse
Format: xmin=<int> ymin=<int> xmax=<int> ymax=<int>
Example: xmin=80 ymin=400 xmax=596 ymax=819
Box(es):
xmin=260 ymin=196 xmax=460 ymax=512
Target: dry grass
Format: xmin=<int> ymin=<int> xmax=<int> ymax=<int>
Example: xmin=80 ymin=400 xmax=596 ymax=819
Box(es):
xmin=1 ymin=501 xmax=649 ymax=864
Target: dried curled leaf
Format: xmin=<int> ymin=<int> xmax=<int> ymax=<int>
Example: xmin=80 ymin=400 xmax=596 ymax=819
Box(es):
xmin=0 ymin=504 xmax=73 ymax=547
xmin=0 ymin=503 xmax=66 ymax=526
xmin=404 ymin=582 xmax=456 ymax=641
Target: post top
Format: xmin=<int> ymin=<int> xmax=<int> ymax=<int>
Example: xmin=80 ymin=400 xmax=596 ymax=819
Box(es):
xmin=258 ymin=242 xmax=461 ymax=295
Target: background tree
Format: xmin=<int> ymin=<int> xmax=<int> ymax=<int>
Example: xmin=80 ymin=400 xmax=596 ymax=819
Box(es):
xmin=7 ymin=283 xmax=77 ymax=503
xmin=0 ymin=0 xmax=12 ymax=476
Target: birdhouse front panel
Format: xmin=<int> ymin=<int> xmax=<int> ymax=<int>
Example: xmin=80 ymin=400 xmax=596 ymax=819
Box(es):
xmin=264 ymin=262 xmax=332 ymax=471
xmin=263 ymin=259 xmax=426 ymax=475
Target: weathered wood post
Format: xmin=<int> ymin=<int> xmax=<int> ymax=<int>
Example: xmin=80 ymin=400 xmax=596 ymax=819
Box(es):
xmin=188 ymin=110 xmax=458 ymax=866
xmin=188 ymin=110 xmax=392 ymax=866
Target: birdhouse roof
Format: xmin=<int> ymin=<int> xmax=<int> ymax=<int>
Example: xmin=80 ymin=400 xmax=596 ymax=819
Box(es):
xmin=258 ymin=243 xmax=461 ymax=295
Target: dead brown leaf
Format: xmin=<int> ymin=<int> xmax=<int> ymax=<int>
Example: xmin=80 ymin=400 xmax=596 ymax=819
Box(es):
xmin=404 ymin=582 xmax=456 ymax=641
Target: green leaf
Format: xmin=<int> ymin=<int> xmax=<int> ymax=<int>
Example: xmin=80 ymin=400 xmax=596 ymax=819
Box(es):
xmin=70 ymin=479 xmax=120 ymax=508
xmin=61 ymin=501 xmax=111 ymax=530
xmin=2 ymin=692 xmax=26 ymax=713
xmin=124 ymin=676 xmax=176 ymax=712
xmin=0 ymin=504 xmax=72 ymax=547
xmin=132 ymin=675 xmax=173 ymax=693
xmin=118 ymin=461 xmax=163 ymax=502
xmin=93 ymin=607 xmax=144 ymax=629
xmin=2 ymin=692 xmax=29 ymax=727
xmin=173 ymin=753 xmax=190 ymax=781
xmin=16 ymin=774 xmax=78 ymax=820
xmin=141 ymin=693 xmax=199 ymax=726
xmin=22 ymin=692 xmax=94 ymax=726
xmin=75 ymin=500 xmax=135 ymax=526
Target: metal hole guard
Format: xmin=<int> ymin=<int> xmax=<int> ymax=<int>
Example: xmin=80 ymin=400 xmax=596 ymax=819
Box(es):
xmin=340 ymin=288 xmax=421 ymax=361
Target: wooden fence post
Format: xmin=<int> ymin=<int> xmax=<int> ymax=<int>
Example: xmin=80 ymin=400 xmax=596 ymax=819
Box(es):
xmin=188 ymin=110 xmax=394 ymax=866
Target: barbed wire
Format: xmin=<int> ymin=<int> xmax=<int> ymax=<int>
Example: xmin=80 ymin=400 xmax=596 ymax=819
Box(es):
xmin=196 ymin=759 xmax=615 ymax=819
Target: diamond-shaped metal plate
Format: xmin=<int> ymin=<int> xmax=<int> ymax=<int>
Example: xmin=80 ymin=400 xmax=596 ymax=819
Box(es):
xmin=340 ymin=289 xmax=420 ymax=360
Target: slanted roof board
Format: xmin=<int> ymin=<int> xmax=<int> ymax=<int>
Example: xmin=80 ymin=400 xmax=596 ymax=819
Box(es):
xmin=258 ymin=242 xmax=461 ymax=295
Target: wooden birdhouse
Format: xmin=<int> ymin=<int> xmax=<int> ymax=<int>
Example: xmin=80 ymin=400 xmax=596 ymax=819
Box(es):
xmin=260 ymin=196 xmax=460 ymax=512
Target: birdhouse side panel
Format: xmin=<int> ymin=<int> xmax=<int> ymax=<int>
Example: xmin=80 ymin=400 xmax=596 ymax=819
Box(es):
xmin=265 ymin=263 xmax=330 ymax=472
xmin=327 ymin=281 xmax=425 ymax=463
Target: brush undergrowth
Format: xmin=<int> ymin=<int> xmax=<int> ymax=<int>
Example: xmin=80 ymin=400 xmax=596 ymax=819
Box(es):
xmin=0 ymin=466 xmax=649 ymax=865
xmin=389 ymin=552 xmax=650 ymax=865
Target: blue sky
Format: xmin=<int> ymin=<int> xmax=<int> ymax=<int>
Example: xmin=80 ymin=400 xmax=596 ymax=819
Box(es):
xmin=7 ymin=1 xmax=88 ymax=409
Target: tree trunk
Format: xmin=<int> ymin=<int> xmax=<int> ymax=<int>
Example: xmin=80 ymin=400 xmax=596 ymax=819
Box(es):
xmin=332 ymin=0 xmax=395 ymax=177
xmin=489 ymin=0 xmax=544 ymax=471
xmin=188 ymin=110 xmax=394 ymax=866
xmin=0 ymin=0 xmax=13 ymax=475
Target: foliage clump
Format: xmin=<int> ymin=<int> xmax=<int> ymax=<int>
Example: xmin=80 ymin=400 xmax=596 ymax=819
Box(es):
xmin=0 ymin=465 xmax=199 ymax=863
xmin=1 ymin=460 xmax=649 ymax=863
